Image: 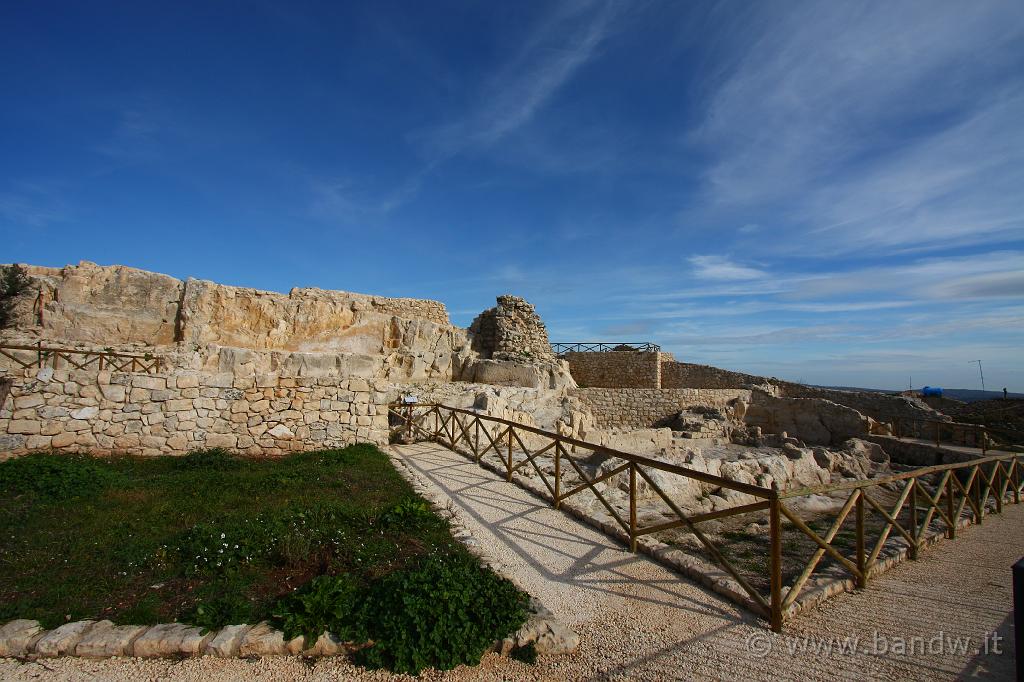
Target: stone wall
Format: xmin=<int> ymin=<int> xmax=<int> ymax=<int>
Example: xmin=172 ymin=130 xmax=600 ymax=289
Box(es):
xmin=468 ymin=295 xmax=555 ymax=362
xmin=660 ymin=361 xmax=772 ymax=390
xmin=657 ymin=359 xmax=938 ymax=424
xmin=0 ymin=366 xmax=390 ymax=458
xmin=564 ymin=352 xmax=664 ymax=389
xmin=778 ymin=384 xmax=940 ymax=425
xmin=743 ymin=393 xmax=869 ymax=446
xmin=572 ymin=388 xmax=751 ymax=429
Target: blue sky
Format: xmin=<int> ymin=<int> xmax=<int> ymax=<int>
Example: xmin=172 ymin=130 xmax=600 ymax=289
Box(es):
xmin=2 ymin=1 xmax=1023 ymax=391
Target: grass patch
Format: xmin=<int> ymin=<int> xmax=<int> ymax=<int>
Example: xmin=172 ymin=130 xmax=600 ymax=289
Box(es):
xmin=0 ymin=445 xmax=528 ymax=672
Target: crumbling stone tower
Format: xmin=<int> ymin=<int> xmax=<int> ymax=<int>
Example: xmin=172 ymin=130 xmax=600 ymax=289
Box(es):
xmin=468 ymin=295 xmax=556 ymax=362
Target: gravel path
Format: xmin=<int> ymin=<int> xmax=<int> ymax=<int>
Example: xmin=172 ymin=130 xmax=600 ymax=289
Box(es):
xmin=2 ymin=441 xmax=1020 ymax=681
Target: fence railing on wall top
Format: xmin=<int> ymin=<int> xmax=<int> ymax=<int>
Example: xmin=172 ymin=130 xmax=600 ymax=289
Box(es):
xmin=0 ymin=343 xmax=163 ymax=374
xmin=551 ymin=342 xmax=661 ymax=354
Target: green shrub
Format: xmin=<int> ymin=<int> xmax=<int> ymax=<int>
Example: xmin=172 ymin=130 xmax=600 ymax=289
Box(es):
xmin=0 ymin=264 xmax=30 ymax=329
xmin=273 ymin=574 xmax=360 ymax=643
xmin=172 ymin=448 xmax=240 ymax=471
xmin=380 ymin=497 xmax=435 ymax=528
xmin=352 ymin=553 xmax=528 ymax=674
xmin=188 ymin=583 xmax=257 ymax=632
xmin=0 ymin=453 xmax=122 ymax=501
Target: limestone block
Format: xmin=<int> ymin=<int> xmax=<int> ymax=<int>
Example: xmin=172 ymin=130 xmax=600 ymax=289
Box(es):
xmin=76 ymin=433 xmax=98 ymax=447
xmin=133 ymin=376 xmax=166 ymax=390
xmin=129 ymin=388 xmax=151 ymax=402
xmin=204 ymin=374 xmax=235 ymax=388
xmin=26 ymin=435 xmax=52 ymax=450
xmin=13 ymin=395 xmax=44 ymax=409
xmin=7 ymin=420 xmax=40 ymax=434
xmin=100 ymin=385 xmax=127 ymax=402
xmin=41 ymin=419 xmax=62 ymax=436
xmin=205 ymin=433 xmax=237 ymax=449
xmin=51 ymin=432 xmax=77 ymax=448
xmin=165 ymin=399 xmax=192 ymax=412
xmin=238 ymin=622 xmax=289 ymax=656
xmin=0 ymin=619 xmax=44 ymax=657
xmin=70 ymin=406 xmax=99 ymax=420
xmin=303 ymin=631 xmax=346 ymax=657
xmin=133 ymin=623 xmax=213 ymax=658
xmin=268 ymin=424 xmax=294 ymax=438
xmin=75 ymin=621 xmax=148 ymax=657
xmin=175 ymin=375 xmax=200 ymax=389
xmin=34 ymin=620 xmax=96 ymax=657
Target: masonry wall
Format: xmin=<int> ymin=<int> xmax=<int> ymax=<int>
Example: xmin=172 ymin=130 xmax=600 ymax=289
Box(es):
xmin=572 ymin=387 xmax=751 ymax=429
xmin=778 ymin=384 xmax=940 ymax=425
xmin=660 ymin=361 xmax=770 ymax=389
xmin=658 ymin=360 xmax=939 ymax=425
xmin=565 ymin=352 xmax=664 ymax=389
xmin=0 ymin=367 xmax=390 ymax=458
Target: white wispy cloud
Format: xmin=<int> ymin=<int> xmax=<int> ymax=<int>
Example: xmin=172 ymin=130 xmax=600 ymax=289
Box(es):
xmin=688 ymin=254 xmax=765 ymax=281
xmin=418 ymin=0 xmax=618 ymax=161
xmin=0 ymin=183 xmax=70 ymax=228
xmin=689 ymin=0 xmax=1024 ymax=254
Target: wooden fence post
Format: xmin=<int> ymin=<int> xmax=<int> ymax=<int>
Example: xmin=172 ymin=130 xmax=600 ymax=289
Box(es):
xmin=629 ymin=463 xmax=638 ymax=553
xmin=554 ymin=442 xmax=562 ymax=509
xmin=908 ymin=479 xmax=919 ymax=559
xmin=855 ymin=491 xmax=866 ymax=587
xmin=946 ymin=475 xmax=956 ymax=539
xmin=507 ymin=427 xmax=513 ymax=482
xmin=769 ymin=490 xmax=783 ymax=632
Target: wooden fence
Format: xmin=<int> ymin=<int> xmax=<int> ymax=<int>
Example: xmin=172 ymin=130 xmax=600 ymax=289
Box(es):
xmin=389 ymin=403 xmax=1023 ymax=631
xmin=0 ymin=343 xmax=163 ymax=374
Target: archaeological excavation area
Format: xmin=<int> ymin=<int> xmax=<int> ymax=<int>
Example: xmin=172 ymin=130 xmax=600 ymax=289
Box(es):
xmin=1 ymin=261 xmax=1022 ymax=635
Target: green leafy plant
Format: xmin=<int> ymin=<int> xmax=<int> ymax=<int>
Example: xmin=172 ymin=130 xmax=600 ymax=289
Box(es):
xmin=352 ymin=552 xmax=529 ymax=674
xmin=188 ymin=585 xmax=257 ymax=632
xmin=0 ymin=264 xmax=30 ymax=329
xmin=272 ymin=574 xmax=360 ymax=643
xmin=380 ymin=497 xmax=435 ymax=528
xmin=0 ymin=453 xmax=122 ymax=501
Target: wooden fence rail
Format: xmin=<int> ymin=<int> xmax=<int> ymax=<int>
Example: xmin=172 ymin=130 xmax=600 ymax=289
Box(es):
xmin=389 ymin=403 xmax=1023 ymax=631
xmin=0 ymin=343 xmax=163 ymax=374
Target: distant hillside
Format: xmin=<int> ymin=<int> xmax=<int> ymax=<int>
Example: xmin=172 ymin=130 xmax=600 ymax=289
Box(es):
xmin=819 ymin=385 xmax=1023 ymax=403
